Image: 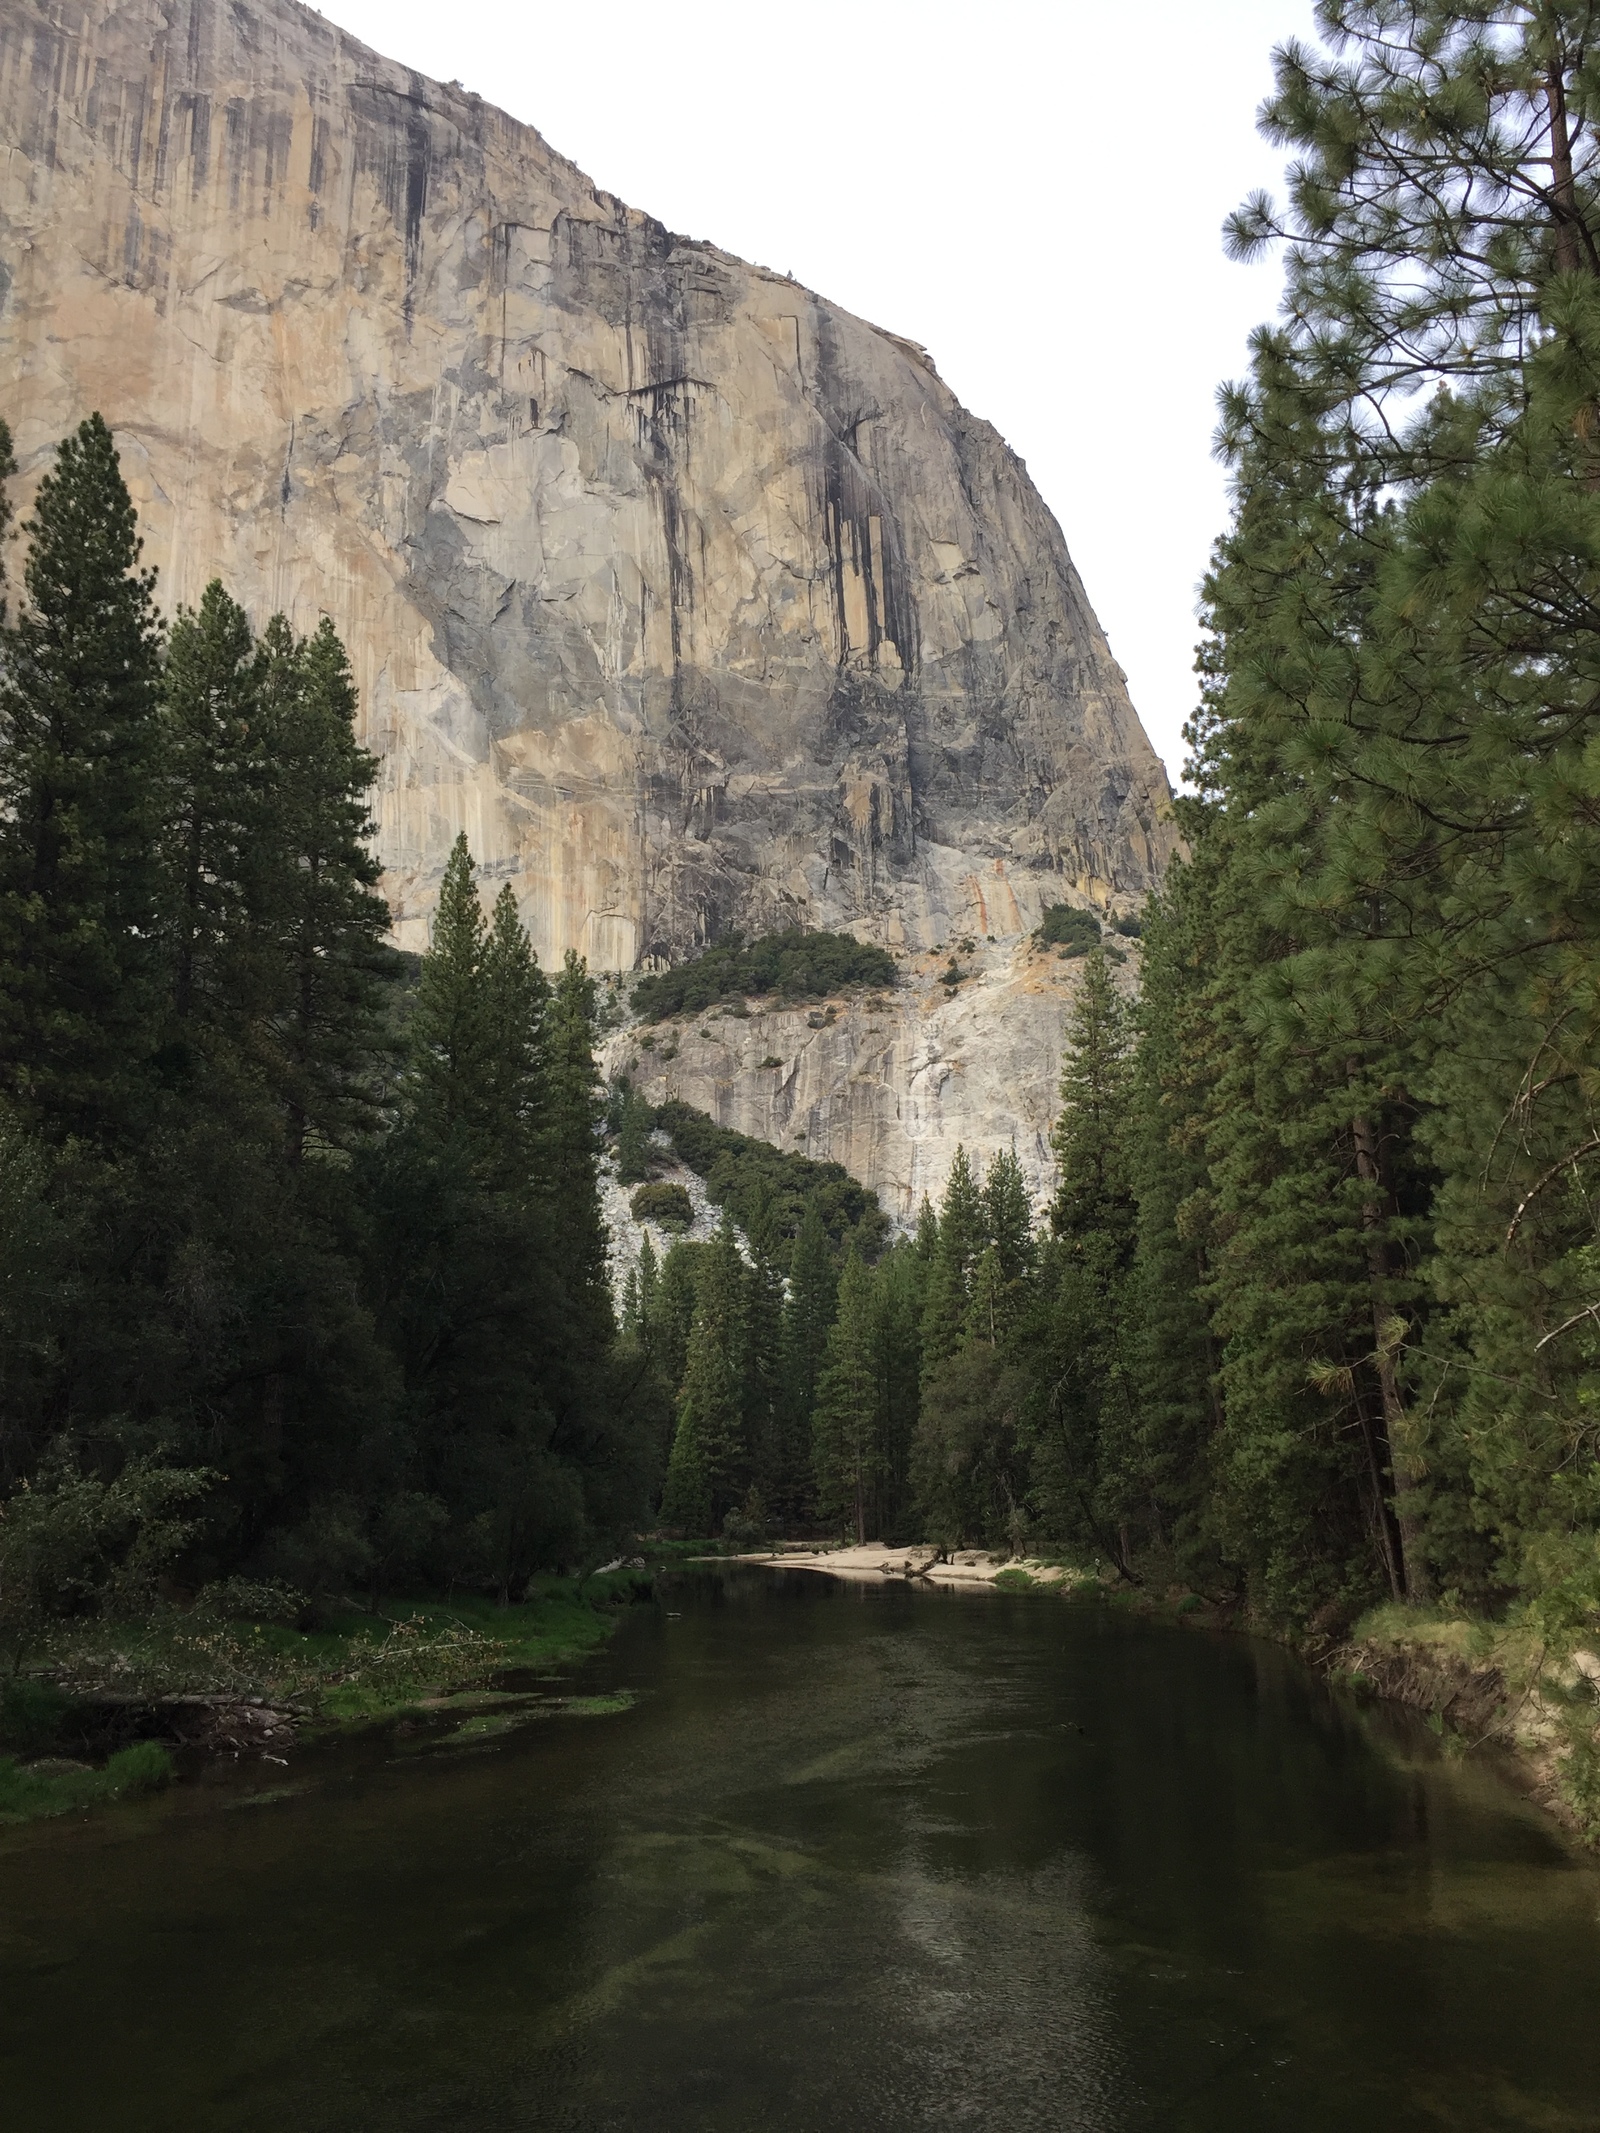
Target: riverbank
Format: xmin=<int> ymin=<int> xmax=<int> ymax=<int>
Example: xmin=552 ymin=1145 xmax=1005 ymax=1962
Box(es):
xmin=1332 ymin=1605 xmax=1600 ymax=1846
xmin=0 ymin=1571 xmax=651 ymax=1827
xmin=733 ymin=1543 xmax=1096 ymax=1589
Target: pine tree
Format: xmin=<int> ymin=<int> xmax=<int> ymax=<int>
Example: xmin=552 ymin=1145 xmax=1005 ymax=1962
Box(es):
xmin=478 ymin=882 xmax=549 ymax=1187
xmin=813 ymin=1247 xmax=879 ymax=1544
xmin=1014 ymin=948 xmax=1143 ymax=1566
xmin=870 ymin=1240 xmax=925 ymax=1541
xmin=158 ymin=581 xmax=266 ymax=1051
xmin=983 ymin=1151 xmax=1034 ymax=1288
xmin=615 ymin=1086 xmax=656 ymax=1185
xmin=662 ymin=1220 xmax=744 ymax=1535
xmin=654 ymin=1241 xmax=701 ymax=1410
xmin=257 ymin=614 xmax=391 ymax=1157
xmin=921 ymin=1148 xmax=984 ymax=1378
xmin=0 ymin=416 xmax=165 ymax=1143
xmin=1123 ymin=864 xmax=1225 ymax=1583
xmin=741 ymin=1222 xmax=786 ymax=1507
xmin=411 ymin=833 xmax=489 ymax=1147
xmin=1051 ymin=951 xmax=1133 ymax=1249
xmin=776 ymin=1197 xmax=838 ymax=1524
xmin=544 ymin=949 xmax=614 ymax=1359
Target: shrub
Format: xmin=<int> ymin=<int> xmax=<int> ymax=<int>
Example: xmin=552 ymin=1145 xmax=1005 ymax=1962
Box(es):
xmin=630 ymin=928 xmax=896 ymax=1022
xmin=104 ymin=1741 xmax=175 ymax=1797
xmin=1036 ymin=904 xmax=1101 ymax=954
xmin=630 ymin=1181 xmax=694 ymax=1231
xmin=1112 ymin=914 xmax=1142 ymax=939
xmin=0 ymin=1453 xmax=215 ymax=1672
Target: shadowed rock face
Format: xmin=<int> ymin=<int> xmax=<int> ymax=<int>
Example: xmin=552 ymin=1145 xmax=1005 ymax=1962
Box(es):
xmin=0 ymin=0 xmax=1175 ymax=1205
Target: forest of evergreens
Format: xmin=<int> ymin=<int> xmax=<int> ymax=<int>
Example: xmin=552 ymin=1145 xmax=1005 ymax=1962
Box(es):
xmin=0 ymin=414 xmax=652 ymax=1640
xmin=634 ymin=2 xmax=1600 ymax=1657
xmin=7 ymin=3 xmax=1600 ymax=1679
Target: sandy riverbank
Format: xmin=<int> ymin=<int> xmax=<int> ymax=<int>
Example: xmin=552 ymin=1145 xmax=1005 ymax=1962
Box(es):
xmin=732 ymin=1545 xmax=1083 ymax=1589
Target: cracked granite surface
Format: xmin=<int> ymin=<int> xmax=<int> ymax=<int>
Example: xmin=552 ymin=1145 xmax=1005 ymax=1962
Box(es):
xmin=0 ymin=0 xmax=1174 ymax=1200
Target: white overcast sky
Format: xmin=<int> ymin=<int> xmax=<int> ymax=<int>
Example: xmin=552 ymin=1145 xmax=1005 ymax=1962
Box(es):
xmin=314 ymin=0 xmax=1317 ymax=784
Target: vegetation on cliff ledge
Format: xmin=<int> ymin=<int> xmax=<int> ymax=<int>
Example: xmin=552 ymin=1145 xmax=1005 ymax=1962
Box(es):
xmin=629 ymin=928 xmax=896 ymax=1022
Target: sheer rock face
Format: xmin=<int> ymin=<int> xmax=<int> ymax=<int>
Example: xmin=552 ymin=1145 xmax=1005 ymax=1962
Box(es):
xmin=601 ymin=940 xmax=1125 ymax=1230
xmin=0 ymin=0 xmax=1175 ymax=1208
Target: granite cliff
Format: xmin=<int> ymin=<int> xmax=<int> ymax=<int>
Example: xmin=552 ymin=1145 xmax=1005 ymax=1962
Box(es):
xmin=0 ymin=0 xmax=1176 ymax=1212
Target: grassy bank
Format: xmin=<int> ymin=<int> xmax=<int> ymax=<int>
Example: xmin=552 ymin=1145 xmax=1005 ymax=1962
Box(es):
xmin=1334 ymin=1605 xmax=1600 ymax=1846
xmin=0 ymin=1569 xmax=653 ymax=1827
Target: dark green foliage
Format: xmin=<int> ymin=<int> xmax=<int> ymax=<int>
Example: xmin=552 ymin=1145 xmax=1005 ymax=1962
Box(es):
xmin=630 ymin=927 xmax=896 ymax=1022
xmin=0 ymin=1452 xmax=214 ymax=1671
xmin=631 ymin=1181 xmax=693 ymax=1230
xmin=651 ymin=1099 xmax=887 ymax=1262
xmin=614 ymin=1085 xmax=657 ymax=1184
xmin=255 ymin=615 xmax=393 ymax=1158
xmin=0 ymin=430 xmax=647 ymax=1618
xmin=1036 ymin=905 xmax=1101 ymax=955
xmin=661 ymin=1215 xmax=745 ymax=1534
xmin=921 ymin=1147 xmax=984 ymax=1379
xmin=812 ymin=1248 xmax=878 ymax=1544
xmin=913 ymin=1345 xmax=1032 ymax=1556
xmin=0 ymin=415 xmax=164 ymax=1145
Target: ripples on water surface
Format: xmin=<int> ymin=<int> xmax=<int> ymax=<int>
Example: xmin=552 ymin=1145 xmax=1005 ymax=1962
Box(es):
xmin=1 ymin=1566 xmax=1597 ymax=2131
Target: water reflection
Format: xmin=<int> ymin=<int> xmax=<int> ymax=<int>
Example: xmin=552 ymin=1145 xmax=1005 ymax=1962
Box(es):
xmin=0 ymin=1568 xmax=1595 ymax=2132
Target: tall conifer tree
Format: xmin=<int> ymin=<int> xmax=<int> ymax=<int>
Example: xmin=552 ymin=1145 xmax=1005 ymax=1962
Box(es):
xmin=813 ymin=1246 xmax=879 ymax=1544
xmin=0 ymin=416 xmax=164 ymax=1143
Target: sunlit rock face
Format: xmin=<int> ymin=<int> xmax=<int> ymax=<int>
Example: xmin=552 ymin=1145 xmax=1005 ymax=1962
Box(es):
xmin=0 ymin=0 xmax=1175 ymax=1203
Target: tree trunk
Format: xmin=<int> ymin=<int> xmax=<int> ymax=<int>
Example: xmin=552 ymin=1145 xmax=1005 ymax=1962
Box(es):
xmin=1547 ymin=65 xmax=1594 ymax=276
xmin=1351 ymin=1109 xmax=1432 ymax=1605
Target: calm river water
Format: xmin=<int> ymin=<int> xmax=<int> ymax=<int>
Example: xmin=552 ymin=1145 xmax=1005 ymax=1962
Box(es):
xmin=2 ymin=1567 xmax=1598 ymax=2131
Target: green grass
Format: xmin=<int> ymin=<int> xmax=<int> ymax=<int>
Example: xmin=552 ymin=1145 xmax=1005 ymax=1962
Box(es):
xmin=27 ymin=1581 xmax=639 ymax=1738
xmin=0 ymin=1741 xmax=174 ymax=1825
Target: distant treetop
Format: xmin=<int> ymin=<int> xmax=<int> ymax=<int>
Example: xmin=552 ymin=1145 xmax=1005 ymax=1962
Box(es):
xmin=630 ymin=928 xmax=896 ymax=1023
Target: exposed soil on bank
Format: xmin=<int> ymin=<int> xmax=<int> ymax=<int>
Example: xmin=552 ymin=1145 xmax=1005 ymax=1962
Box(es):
xmin=1332 ymin=1608 xmax=1600 ymax=1846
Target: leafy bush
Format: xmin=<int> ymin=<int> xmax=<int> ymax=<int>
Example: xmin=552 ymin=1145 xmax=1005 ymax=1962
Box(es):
xmin=1111 ymin=914 xmax=1143 ymax=939
xmin=652 ymin=1101 xmax=887 ymax=1263
xmin=0 ymin=1454 xmax=214 ymax=1672
xmin=630 ymin=929 xmax=897 ymax=1022
xmin=1036 ymin=904 xmax=1102 ymax=954
xmin=630 ymin=1181 xmax=694 ymax=1231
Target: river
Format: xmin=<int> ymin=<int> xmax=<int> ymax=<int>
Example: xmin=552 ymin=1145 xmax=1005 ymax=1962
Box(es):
xmin=1 ymin=1566 xmax=1597 ymax=2131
